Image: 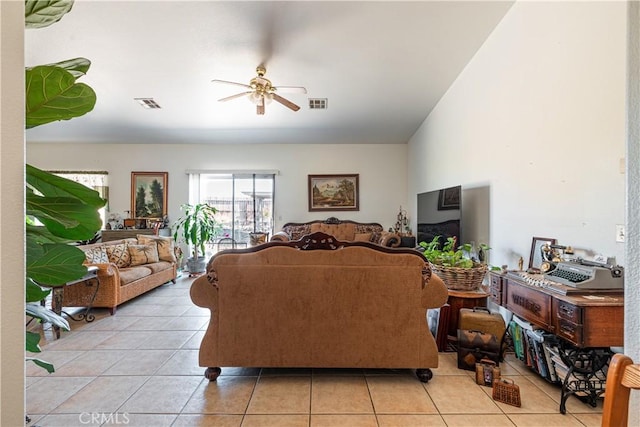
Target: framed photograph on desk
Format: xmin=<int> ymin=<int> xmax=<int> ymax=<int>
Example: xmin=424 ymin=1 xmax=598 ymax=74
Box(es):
xmin=528 ymin=236 xmax=556 ymax=273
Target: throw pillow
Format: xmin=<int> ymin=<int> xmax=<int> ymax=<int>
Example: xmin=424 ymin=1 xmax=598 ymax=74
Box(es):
xmin=137 ymin=235 xmax=177 ymax=263
xmin=82 ymin=246 xmax=109 ymax=264
xmin=354 ymin=232 xmax=372 ymax=242
xmin=128 ymin=243 xmax=160 ymax=266
xmin=106 ymin=243 xmax=131 ymax=268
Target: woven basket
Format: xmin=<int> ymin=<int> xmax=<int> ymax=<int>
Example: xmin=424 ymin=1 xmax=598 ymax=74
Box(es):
xmin=429 ymin=262 xmax=488 ymax=291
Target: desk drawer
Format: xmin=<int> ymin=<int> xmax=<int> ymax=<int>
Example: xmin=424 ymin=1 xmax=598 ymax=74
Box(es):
xmin=504 ymin=280 xmax=552 ymax=329
xmin=557 ymin=300 xmax=582 ymax=324
xmin=556 ymin=318 xmax=583 ymax=346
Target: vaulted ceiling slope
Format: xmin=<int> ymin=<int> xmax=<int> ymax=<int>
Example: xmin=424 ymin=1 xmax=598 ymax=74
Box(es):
xmin=25 ymin=1 xmax=514 ymax=145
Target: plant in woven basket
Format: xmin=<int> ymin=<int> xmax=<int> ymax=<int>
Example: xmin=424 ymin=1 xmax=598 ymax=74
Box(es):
xmin=419 ymin=236 xmax=484 ymax=268
xmin=418 ymin=236 xmax=491 ymax=291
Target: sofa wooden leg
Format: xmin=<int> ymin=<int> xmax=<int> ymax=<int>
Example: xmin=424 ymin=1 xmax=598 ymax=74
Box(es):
xmin=171 ymin=279 xmax=176 ymax=284
xmin=109 ymin=307 xmax=116 ymax=315
xmin=416 ymin=368 xmax=433 ymax=383
xmin=205 ymin=367 xmax=221 ymax=381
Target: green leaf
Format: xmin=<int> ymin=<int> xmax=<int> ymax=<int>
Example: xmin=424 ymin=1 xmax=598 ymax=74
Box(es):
xmin=27 ymin=243 xmax=87 ymax=285
xmin=27 ymin=164 xmax=105 ymax=208
xmin=26 ymin=279 xmax=51 ymax=303
xmin=26 ymin=331 xmax=43 ymax=353
xmin=26 ymin=303 xmax=70 ymax=330
xmin=25 ymin=65 xmax=96 ymax=129
xmin=32 ymin=57 xmax=91 ymax=79
xmin=27 ymin=194 xmax=103 ymax=240
xmin=25 ymin=0 xmax=74 ymax=29
xmin=26 ymin=357 xmax=55 ymax=374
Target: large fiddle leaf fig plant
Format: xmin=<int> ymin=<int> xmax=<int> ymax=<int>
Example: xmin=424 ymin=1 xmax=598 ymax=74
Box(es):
xmin=25 ymin=0 xmax=102 ymax=373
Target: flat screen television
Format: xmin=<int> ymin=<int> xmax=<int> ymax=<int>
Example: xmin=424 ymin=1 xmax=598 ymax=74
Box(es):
xmin=416 ymin=185 xmax=461 ymax=247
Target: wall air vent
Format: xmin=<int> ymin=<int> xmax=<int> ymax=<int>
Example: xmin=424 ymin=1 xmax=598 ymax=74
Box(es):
xmin=134 ymin=98 xmax=161 ymax=109
xmin=308 ymin=98 xmax=328 ymax=110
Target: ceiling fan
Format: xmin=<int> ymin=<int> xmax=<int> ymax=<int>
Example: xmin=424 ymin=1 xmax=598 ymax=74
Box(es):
xmin=211 ymin=66 xmax=307 ymax=115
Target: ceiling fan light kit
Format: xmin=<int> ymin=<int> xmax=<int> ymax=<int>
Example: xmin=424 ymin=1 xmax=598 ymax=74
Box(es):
xmin=212 ymin=66 xmax=306 ymax=115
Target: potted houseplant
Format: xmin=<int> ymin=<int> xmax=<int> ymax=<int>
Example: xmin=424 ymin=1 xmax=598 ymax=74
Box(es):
xmin=418 ymin=236 xmax=490 ymax=291
xmin=172 ymin=203 xmax=221 ymax=274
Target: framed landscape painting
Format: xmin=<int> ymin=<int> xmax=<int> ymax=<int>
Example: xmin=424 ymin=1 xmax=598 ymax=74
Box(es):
xmin=308 ymin=174 xmax=359 ymax=211
xmin=131 ymin=172 xmax=168 ymax=219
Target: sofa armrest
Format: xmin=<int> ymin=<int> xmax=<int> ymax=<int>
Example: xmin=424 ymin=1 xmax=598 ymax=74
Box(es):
xmin=421 ymin=273 xmax=448 ymax=309
xmin=378 ymin=232 xmax=401 ymax=248
xmin=270 ymin=231 xmax=291 ymax=242
xmin=85 ymin=262 xmax=118 ymax=278
xmin=190 ymin=275 xmax=218 ymax=310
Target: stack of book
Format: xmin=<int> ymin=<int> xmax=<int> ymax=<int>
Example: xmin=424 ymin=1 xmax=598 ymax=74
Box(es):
xmin=508 ymin=316 xmax=560 ymax=383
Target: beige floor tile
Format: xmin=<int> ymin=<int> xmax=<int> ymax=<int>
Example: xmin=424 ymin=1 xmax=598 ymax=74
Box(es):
xmin=221 ymin=367 xmax=263 ymax=376
xmin=183 ymin=330 xmax=206 ymax=349
xmin=108 ymin=413 xmax=177 ymax=426
xmin=481 ymin=376 xmax=559 ymax=413
xmin=93 ymin=330 xmax=158 ymax=349
xmin=363 ymin=368 xmax=414 ymax=377
xmin=136 ymin=330 xmax=197 ymax=349
xmin=431 ymin=352 xmax=465 ymax=375
xmin=425 ymin=374 xmax=500 ymax=414
xmin=26 ymin=377 xmax=94 ymax=414
xmin=156 ymin=349 xmax=203 ymax=376
xmin=366 ymin=375 xmax=437 ymax=414
xmin=506 ymin=413 xmax=585 ymax=426
xmin=377 ymin=414 xmax=447 ymax=427
xmin=102 ymin=349 xmax=175 ymax=375
xmin=183 ymin=376 xmax=258 ymax=414
xmin=571 ymin=412 xmax=603 ymax=427
xmin=32 ymin=413 xmax=95 ymax=427
xmin=442 ymin=414 xmax=516 ymax=426
xmin=117 ymin=303 xmax=190 ymax=317
xmin=42 ymin=330 xmax=117 ymax=351
xmin=52 ymin=375 xmax=147 ymax=413
xmin=313 ymin=367 xmax=365 ymax=376
xmin=311 ymin=376 xmax=374 ymax=414
xmin=242 ymin=414 xmax=309 ymax=427
xmin=163 ymin=316 xmax=209 ymax=330
xmin=123 ymin=315 xmax=174 ymax=330
xmin=81 ymin=314 xmax=141 ymax=331
xmin=310 ymin=414 xmax=378 ymax=427
xmin=119 ymin=375 xmax=203 ymax=413
xmin=503 ymin=354 xmax=536 ymax=376
xmin=564 ymin=395 xmax=603 ymax=414
xmin=50 ymin=350 xmax=124 ymax=376
xmin=26 ymin=350 xmax=84 ymax=376
xmin=247 ymin=376 xmax=311 ymax=414
xmin=173 ymin=414 xmax=243 ymax=427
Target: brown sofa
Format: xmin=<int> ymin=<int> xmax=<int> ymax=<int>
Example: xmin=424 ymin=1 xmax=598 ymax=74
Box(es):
xmin=190 ymin=231 xmax=448 ymax=382
xmin=66 ymin=236 xmax=178 ymax=314
xmin=271 ymin=217 xmax=401 ymax=247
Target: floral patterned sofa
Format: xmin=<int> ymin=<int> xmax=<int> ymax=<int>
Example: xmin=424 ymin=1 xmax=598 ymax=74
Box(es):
xmin=271 ymin=217 xmax=401 ymax=247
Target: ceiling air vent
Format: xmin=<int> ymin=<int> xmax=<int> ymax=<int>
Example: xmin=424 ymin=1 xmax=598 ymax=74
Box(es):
xmin=134 ymin=98 xmax=161 ymax=109
xmin=308 ymin=98 xmax=327 ymax=110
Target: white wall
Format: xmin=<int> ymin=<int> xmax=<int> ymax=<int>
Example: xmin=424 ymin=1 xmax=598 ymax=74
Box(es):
xmin=408 ymin=1 xmax=627 ymax=269
xmin=26 ymin=143 xmax=408 ymax=232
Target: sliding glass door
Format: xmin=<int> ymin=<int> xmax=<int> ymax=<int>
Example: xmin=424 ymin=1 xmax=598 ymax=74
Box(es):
xmin=195 ymin=173 xmax=275 ymax=249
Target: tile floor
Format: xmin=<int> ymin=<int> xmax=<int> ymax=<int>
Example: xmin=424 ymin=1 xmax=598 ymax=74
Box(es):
xmin=26 ymin=275 xmax=603 ymax=427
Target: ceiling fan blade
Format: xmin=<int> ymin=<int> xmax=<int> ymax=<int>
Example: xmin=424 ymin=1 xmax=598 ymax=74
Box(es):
xmin=211 ymin=79 xmax=252 ymax=90
xmin=274 ymin=86 xmax=307 ymax=94
xmin=272 ymin=93 xmax=300 ymax=112
xmin=218 ymin=91 xmax=253 ymax=102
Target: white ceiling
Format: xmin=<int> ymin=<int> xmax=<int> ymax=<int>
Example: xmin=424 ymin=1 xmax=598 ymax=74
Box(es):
xmin=24 ymin=1 xmax=514 ymax=145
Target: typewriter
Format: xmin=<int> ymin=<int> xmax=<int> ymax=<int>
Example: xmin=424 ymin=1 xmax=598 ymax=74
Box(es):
xmin=543 ymin=259 xmax=624 ymax=289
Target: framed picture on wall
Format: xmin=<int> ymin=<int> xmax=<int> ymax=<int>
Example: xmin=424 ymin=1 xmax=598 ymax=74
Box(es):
xmin=437 ymin=186 xmax=461 ymax=210
xmin=131 ymin=172 xmax=168 ymax=219
xmin=308 ymin=174 xmax=359 ymax=211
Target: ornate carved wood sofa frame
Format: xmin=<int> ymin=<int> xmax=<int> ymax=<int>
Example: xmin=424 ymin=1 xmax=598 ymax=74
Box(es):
xmin=270 ymin=217 xmax=401 ymax=247
xmin=190 ymin=231 xmax=448 ymax=382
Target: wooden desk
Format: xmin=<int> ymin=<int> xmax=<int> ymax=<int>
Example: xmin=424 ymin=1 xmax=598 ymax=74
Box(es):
xmin=498 ymin=272 xmax=624 ymax=347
